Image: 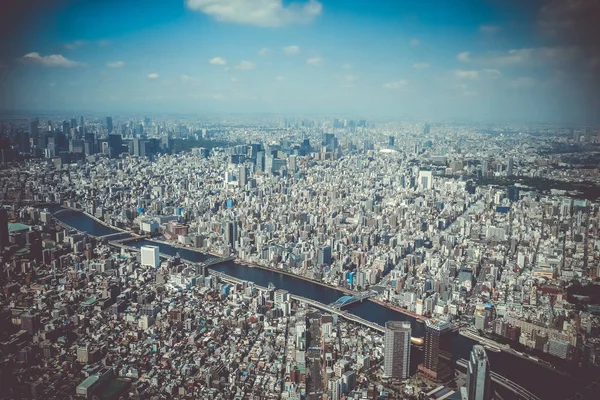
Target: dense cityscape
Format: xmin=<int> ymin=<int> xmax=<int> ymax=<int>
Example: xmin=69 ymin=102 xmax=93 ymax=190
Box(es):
xmin=0 ymin=114 xmax=599 ymax=399
xmin=2 ymin=0 xmax=600 ymax=399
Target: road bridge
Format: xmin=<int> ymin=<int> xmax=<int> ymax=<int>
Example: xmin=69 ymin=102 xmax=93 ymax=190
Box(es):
xmin=329 ymin=291 xmax=376 ymax=309
xmin=456 ymin=358 xmax=540 ymax=400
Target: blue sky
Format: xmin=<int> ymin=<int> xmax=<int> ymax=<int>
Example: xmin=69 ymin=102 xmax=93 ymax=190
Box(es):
xmin=1 ymin=0 xmax=599 ymax=123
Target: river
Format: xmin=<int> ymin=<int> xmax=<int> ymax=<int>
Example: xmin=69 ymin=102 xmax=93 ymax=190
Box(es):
xmin=49 ymin=206 xmax=587 ymax=399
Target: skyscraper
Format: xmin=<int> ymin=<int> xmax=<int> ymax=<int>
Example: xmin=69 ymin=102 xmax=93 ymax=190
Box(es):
xmin=467 ymin=345 xmax=491 ymax=400
xmin=0 ymin=209 xmax=9 ymax=250
xmin=507 ymin=158 xmax=514 ymax=176
xmin=106 ymin=116 xmax=113 ymax=133
xmin=317 ymin=245 xmax=332 ymax=266
xmin=419 ymin=319 xmax=453 ymax=382
xmin=383 ymin=321 xmax=411 ymax=379
xmin=238 ymin=165 xmax=248 ymax=190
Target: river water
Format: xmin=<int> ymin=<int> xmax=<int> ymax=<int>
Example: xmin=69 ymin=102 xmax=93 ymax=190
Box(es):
xmin=50 ymin=206 xmax=586 ymax=398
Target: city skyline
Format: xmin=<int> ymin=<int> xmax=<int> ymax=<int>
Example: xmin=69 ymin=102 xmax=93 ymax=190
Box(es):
xmin=1 ymin=0 xmax=600 ymax=123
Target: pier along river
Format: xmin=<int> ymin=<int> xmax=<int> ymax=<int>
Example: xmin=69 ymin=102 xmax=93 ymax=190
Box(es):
xmin=49 ymin=206 xmax=585 ymax=399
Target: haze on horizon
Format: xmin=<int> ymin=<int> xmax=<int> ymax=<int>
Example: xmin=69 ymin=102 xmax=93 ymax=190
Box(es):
xmin=1 ymin=0 xmax=600 ymax=124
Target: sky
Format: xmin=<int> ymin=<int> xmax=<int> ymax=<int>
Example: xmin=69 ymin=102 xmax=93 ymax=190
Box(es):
xmin=0 ymin=0 xmax=599 ymax=124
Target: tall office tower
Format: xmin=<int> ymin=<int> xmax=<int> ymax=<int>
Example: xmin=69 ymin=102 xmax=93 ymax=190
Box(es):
xmin=256 ymin=151 xmax=265 ymax=172
xmin=481 ymin=159 xmax=489 ymax=176
xmin=70 ymin=118 xmax=77 ymax=129
xmin=224 ymin=221 xmax=235 ymax=247
xmin=418 ymin=170 xmax=433 ymax=190
xmin=140 ymin=245 xmax=160 ymax=268
xmin=317 ymin=245 xmax=332 ymax=266
xmin=108 ymin=134 xmax=123 ymax=158
xmin=62 ymin=120 xmax=70 ymax=136
xmin=106 ymin=116 xmax=113 ymax=133
xmin=423 ymin=122 xmax=430 ymax=134
xmin=507 ymin=157 xmax=514 ymax=176
xmin=29 ymin=118 xmax=39 ymax=136
xmin=238 ymin=165 xmax=248 ymax=190
xmin=467 ymin=345 xmax=491 ymax=400
xmin=80 ymin=116 xmax=84 ymax=127
xmin=17 ymin=131 xmax=30 ymax=154
xmin=383 ymin=321 xmax=412 ymax=379
xmin=388 ymin=136 xmax=395 ymax=147
xmin=0 ymin=209 xmax=9 ymax=250
xmin=288 ymin=155 xmax=297 ymax=173
xmin=419 ymin=319 xmax=453 ymax=382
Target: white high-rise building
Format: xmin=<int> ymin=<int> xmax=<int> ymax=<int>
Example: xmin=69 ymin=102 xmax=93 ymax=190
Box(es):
xmin=467 ymin=345 xmax=491 ymax=400
xmin=383 ymin=321 xmax=411 ymax=379
xmin=141 ymin=245 xmax=160 ymax=268
xmin=418 ymin=170 xmax=433 ymax=190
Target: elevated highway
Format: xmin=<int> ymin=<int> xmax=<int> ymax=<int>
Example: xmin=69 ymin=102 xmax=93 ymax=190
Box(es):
xmin=456 ymin=358 xmax=540 ymax=400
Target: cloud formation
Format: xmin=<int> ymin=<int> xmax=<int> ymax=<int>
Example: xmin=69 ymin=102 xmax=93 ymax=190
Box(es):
xmin=410 ymin=38 xmax=420 ymax=47
xmin=258 ymin=48 xmax=270 ymax=56
xmin=412 ymin=62 xmax=429 ymax=69
xmin=454 ymin=69 xmax=501 ymax=80
xmin=64 ymin=40 xmax=87 ymax=50
xmin=181 ymin=74 xmax=201 ymax=85
xmin=457 ymin=47 xmax=582 ymax=68
xmin=186 ymin=0 xmax=322 ymax=27
xmin=457 ymin=52 xmax=470 ymax=62
xmin=306 ymin=57 xmax=322 ymax=66
xmin=234 ymin=60 xmax=255 ymax=70
xmin=283 ymin=45 xmax=300 ymax=55
xmin=147 ymin=73 xmax=159 ymax=79
xmin=383 ymin=80 xmax=408 ymax=89
xmin=106 ymin=61 xmax=124 ymax=68
xmin=209 ymin=56 xmax=227 ymax=65
xmin=480 ymin=25 xmax=500 ymax=34
xmin=21 ymin=52 xmax=84 ymax=68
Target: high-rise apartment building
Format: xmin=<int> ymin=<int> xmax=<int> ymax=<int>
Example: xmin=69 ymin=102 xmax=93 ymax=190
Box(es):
xmin=383 ymin=321 xmax=411 ymax=379
xmin=467 ymin=345 xmax=491 ymax=400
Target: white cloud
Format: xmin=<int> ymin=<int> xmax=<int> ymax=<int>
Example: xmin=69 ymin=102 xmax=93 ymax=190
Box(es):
xmin=258 ymin=48 xmax=270 ymax=56
xmin=181 ymin=74 xmax=201 ymax=84
xmin=234 ymin=60 xmax=255 ymax=70
xmin=307 ymin=57 xmax=322 ymax=66
xmin=339 ymin=75 xmax=358 ymax=88
xmin=458 ymin=47 xmax=582 ymax=68
xmin=209 ymin=56 xmax=227 ymax=65
xmin=457 ymin=52 xmax=471 ymax=62
xmin=410 ymin=38 xmax=420 ymax=47
xmin=21 ymin=52 xmax=85 ymax=68
xmin=383 ymin=80 xmax=408 ymax=89
xmin=147 ymin=73 xmax=159 ymax=79
xmin=454 ymin=69 xmax=502 ymax=80
xmin=454 ymin=70 xmax=479 ymax=79
xmin=106 ymin=61 xmax=124 ymax=68
xmin=413 ymin=62 xmax=430 ymax=69
xmin=511 ymin=77 xmax=536 ymax=88
xmin=480 ymin=25 xmax=500 ymax=34
xmin=230 ymin=76 xmax=239 ymax=82
xmin=186 ymin=0 xmax=322 ymax=27
xmin=283 ymin=45 xmax=300 ymax=55
xmin=342 ymin=63 xmax=352 ymax=70
xmin=64 ymin=40 xmax=87 ymax=50
xmin=275 ymin=75 xmax=284 ymax=81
